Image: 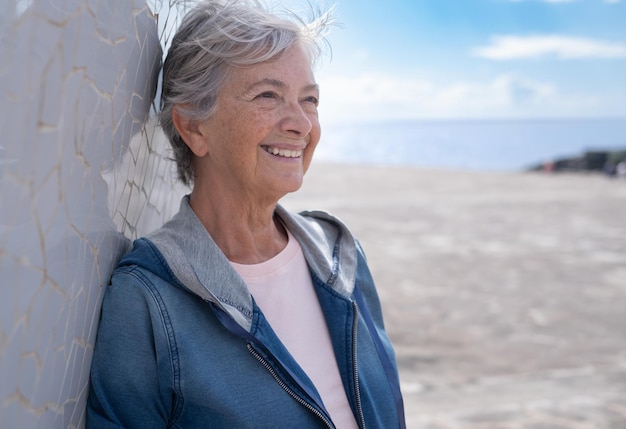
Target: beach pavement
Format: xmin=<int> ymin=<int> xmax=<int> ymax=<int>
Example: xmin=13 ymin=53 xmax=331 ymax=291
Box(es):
xmin=281 ymin=163 xmax=626 ymax=429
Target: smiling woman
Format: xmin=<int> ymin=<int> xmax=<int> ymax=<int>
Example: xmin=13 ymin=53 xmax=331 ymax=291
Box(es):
xmin=175 ymin=45 xmax=321 ymax=218
xmin=86 ymin=1 xmax=405 ymax=428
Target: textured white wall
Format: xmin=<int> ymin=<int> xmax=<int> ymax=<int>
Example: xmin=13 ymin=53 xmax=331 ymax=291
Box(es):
xmin=0 ymin=1 xmax=185 ymax=427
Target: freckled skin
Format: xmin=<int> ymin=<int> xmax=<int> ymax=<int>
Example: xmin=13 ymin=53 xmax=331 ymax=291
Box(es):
xmin=173 ymin=44 xmax=322 ymax=263
xmin=194 ymin=44 xmax=321 ymax=207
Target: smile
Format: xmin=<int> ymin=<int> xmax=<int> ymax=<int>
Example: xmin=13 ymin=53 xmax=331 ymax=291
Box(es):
xmin=262 ymin=146 xmax=303 ymax=158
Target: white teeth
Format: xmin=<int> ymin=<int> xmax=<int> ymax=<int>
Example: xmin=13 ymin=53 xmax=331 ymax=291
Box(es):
xmin=264 ymin=146 xmax=302 ymax=158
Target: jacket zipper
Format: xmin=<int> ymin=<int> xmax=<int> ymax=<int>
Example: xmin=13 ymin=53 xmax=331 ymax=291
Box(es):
xmin=352 ymin=301 xmax=366 ymax=429
xmin=247 ymin=343 xmax=335 ymax=429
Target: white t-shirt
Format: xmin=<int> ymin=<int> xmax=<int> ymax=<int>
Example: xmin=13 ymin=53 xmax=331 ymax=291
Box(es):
xmin=230 ymin=229 xmax=359 ymax=429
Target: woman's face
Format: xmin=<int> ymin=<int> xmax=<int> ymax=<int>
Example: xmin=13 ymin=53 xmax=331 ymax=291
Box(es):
xmin=194 ymin=44 xmax=321 ymax=204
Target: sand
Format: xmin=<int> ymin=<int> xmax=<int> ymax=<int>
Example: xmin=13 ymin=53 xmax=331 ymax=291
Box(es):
xmin=281 ymin=163 xmax=626 ymax=429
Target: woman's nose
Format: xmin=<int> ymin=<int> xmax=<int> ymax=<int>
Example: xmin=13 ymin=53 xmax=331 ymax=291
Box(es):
xmin=280 ymin=101 xmax=313 ymax=137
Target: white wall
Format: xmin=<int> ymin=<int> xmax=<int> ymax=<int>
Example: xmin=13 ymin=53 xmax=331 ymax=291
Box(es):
xmin=0 ymin=1 xmax=185 ymax=426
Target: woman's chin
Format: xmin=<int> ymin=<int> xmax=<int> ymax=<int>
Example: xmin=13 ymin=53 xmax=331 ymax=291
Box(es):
xmin=266 ymin=176 xmax=305 ymax=201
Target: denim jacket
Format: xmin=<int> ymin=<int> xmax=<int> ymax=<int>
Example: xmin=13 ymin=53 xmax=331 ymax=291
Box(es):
xmin=87 ymin=197 xmax=404 ymax=428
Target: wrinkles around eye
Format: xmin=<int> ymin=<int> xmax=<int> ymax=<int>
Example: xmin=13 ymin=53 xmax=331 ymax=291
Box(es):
xmin=303 ymin=96 xmax=319 ymax=105
xmin=257 ymin=91 xmax=278 ymax=99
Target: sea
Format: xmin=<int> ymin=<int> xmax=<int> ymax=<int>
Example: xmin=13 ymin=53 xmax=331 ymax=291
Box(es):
xmin=315 ymin=118 xmax=626 ymax=171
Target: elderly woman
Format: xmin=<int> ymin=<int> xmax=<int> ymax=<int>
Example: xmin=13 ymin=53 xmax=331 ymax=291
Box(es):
xmin=87 ymin=1 xmax=404 ymax=428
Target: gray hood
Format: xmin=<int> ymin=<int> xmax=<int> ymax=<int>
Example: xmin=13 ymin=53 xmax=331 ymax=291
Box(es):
xmin=146 ymin=196 xmax=359 ymax=331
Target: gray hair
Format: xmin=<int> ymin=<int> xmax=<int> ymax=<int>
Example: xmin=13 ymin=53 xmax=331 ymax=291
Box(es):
xmin=160 ymin=0 xmax=334 ymax=186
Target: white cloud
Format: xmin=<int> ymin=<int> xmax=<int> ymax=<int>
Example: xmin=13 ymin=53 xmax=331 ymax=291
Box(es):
xmin=317 ymin=72 xmax=619 ymax=122
xmin=472 ymin=35 xmax=626 ymax=60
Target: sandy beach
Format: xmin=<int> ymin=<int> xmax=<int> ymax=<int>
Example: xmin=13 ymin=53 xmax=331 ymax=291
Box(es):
xmin=281 ymin=163 xmax=626 ymax=429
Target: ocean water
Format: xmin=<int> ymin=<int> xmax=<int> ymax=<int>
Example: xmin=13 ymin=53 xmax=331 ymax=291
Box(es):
xmin=316 ymin=118 xmax=626 ymax=171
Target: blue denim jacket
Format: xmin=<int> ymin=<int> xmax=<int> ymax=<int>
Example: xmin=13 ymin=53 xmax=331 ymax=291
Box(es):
xmin=87 ymin=197 xmax=404 ymax=428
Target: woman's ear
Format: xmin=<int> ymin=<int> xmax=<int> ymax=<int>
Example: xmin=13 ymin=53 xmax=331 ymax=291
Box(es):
xmin=171 ymin=106 xmax=210 ymax=157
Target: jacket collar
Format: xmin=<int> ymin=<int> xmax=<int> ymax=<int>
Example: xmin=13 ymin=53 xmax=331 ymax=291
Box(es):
xmin=145 ymin=196 xmax=358 ymax=332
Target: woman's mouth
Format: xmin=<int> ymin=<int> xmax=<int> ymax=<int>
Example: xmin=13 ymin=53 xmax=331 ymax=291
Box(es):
xmin=261 ymin=146 xmax=303 ymax=158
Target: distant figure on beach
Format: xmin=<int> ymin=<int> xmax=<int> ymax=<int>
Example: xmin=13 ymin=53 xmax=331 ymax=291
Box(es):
xmin=604 ymin=160 xmax=616 ymax=177
xmin=86 ymin=1 xmax=405 ymax=428
xmin=617 ymin=161 xmax=626 ymax=179
xmin=543 ymin=161 xmax=555 ymax=173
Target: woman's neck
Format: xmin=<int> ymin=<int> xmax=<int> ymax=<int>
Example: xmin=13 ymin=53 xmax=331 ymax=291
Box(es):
xmin=188 ymin=186 xmax=288 ymax=264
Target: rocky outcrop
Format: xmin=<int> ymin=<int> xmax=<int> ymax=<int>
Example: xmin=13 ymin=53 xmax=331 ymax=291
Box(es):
xmin=528 ymin=149 xmax=626 ymax=174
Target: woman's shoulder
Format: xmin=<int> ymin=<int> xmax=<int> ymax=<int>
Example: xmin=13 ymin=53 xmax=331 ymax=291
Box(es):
xmin=114 ymin=237 xmax=168 ymax=274
xmin=108 ymin=237 xmax=181 ymax=297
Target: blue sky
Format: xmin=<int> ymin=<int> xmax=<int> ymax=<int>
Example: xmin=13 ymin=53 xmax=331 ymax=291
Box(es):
xmin=156 ymin=0 xmax=626 ymax=123
xmin=280 ymin=0 xmax=626 ymax=123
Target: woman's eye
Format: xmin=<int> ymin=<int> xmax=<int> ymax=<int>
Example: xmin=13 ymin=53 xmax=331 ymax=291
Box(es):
xmin=304 ymin=96 xmax=319 ymax=105
xmin=257 ymin=92 xmax=277 ymax=99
